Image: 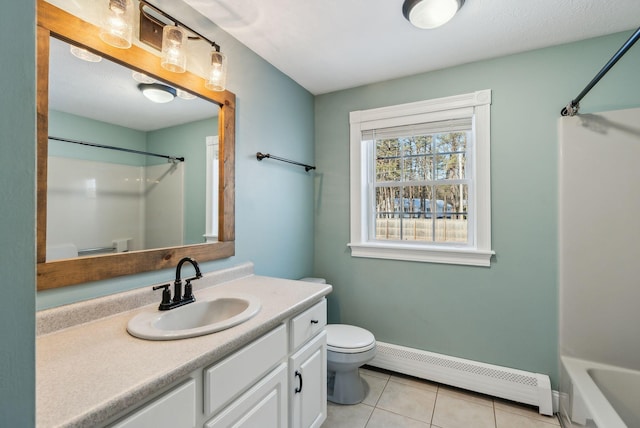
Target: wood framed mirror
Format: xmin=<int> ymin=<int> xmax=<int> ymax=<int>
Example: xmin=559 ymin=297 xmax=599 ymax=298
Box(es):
xmin=37 ymin=0 xmax=235 ymax=290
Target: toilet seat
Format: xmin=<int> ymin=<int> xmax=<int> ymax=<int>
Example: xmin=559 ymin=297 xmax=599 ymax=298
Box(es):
xmin=326 ymin=324 xmax=375 ymax=354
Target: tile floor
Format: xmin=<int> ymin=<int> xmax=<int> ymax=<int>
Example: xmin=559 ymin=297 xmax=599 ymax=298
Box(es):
xmin=322 ymin=367 xmax=560 ymax=428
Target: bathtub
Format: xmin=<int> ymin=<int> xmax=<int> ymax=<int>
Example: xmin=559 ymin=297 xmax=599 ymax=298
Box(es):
xmin=560 ymin=356 xmax=640 ymax=428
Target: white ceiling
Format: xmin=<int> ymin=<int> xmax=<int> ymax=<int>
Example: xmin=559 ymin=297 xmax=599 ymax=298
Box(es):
xmin=181 ymin=0 xmax=640 ymax=95
xmin=49 ymin=0 xmax=640 ymax=129
xmin=49 ymin=37 xmax=218 ymax=132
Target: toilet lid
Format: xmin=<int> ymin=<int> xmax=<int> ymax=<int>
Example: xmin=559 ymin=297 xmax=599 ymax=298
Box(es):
xmin=326 ymin=324 xmax=375 ymax=353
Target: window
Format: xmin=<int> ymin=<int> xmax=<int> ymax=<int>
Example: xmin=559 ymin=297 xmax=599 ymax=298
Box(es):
xmin=348 ymin=90 xmax=494 ymax=266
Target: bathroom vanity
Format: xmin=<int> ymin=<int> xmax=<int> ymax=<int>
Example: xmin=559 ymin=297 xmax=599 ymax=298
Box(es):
xmin=36 ymin=263 xmax=331 ymax=427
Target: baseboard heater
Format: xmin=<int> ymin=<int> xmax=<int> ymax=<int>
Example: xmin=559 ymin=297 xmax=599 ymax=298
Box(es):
xmin=369 ymin=341 xmax=553 ymax=415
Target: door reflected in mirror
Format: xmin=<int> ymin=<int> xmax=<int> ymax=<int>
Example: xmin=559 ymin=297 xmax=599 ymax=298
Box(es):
xmin=46 ymin=38 xmax=220 ymax=261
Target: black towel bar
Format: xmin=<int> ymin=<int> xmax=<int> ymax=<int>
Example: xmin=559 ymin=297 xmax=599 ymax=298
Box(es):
xmin=256 ymin=152 xmax=316 ymax=172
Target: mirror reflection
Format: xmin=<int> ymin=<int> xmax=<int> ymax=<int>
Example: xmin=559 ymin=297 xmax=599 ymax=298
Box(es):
xmin=46 ymin=38 xmax=220 ymax=261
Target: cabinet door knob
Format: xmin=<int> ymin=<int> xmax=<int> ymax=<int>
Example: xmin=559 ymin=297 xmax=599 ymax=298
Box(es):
xmin=294 ymin=370 xmax=303 ymax=393
xmin=310 ymin=319 xmax=319 ymax=324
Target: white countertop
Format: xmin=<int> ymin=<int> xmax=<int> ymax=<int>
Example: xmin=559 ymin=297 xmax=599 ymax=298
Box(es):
xmin=36 ymin=267 xmax=331 ymax=427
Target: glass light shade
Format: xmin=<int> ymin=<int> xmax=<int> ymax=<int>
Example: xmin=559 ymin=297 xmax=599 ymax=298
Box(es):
xmin=138 ymin=83 xmax=176 ymax=103
xmin=403 ymin=0 xmax=463 ymax=29
xmin=205 ymin=51 xmax=227 ymax=92
xmin=99 ymin=0 xmax=133 ymax=48
xmin=131 ymin=71 xmax=156 ymax=84
xmin=161 ymin=26 xmax=187 ymax=73
xmin=70 ymin=46 xmax=102 ymax=63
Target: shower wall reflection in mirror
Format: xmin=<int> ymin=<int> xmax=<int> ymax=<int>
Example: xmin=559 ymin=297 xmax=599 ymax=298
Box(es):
xmin=46 ymin=38 xmax=220 ymax=261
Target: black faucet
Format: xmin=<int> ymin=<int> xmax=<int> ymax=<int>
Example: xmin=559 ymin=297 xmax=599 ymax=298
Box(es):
xmin=153 ymin=257 xmax=202 ymax=310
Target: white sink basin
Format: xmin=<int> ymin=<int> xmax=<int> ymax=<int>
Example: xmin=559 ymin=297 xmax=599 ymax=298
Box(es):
xmin=127 ymin=294 xmax=261 ymax=340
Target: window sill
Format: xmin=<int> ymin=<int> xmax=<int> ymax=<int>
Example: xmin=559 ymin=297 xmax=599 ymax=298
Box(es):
xmin=348 ymin=242 xmax=494 ymax=267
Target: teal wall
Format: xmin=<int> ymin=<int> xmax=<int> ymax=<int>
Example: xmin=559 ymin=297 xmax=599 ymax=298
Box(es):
xmin=49 ymin=110 xmax=147 ymax=165
xmin=36 ymin=5 xmax=315 ymax=309
xmin=10 ymin=2 xmax=638 ymax=423
xmin=0 ymin=1 xmax=35 ymax=425
xmin=313 ymin=31 xmax=640 ymax=388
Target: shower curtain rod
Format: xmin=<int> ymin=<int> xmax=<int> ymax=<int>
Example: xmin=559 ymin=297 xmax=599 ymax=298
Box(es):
xmin=561 ymin=26 xmax=640 ymax=117
xmin=48 ymin=136 xmax=185 ymax=162
xmin=256 ymin=152 xmax=316 ymax=172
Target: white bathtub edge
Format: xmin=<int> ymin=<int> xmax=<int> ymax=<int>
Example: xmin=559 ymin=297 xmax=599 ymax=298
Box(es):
xmin=560 ymin=356 xmax=627 ymax=428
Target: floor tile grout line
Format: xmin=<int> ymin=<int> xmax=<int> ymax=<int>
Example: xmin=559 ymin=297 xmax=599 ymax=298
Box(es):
xmin=430 ymin=386 xmax=440 ymax=426
xmin=363 ymin=375 xmax=387 ymax=427
xmin=369 ymin=406 xmax=436 ymax=427
xmin=373 ymin=376 xmax=389 ymax=407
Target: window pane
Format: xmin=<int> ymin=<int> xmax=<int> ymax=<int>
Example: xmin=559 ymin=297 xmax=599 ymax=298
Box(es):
xmin=401 ymin=135 xmax=432 ymax=156
xmin=377 ymin=158 xmax=401 ymax=182
xmin=400 ymin=186 xmax=434 ymax=242
xmin=401 ymin=136 xmax=433 ymax=181
xmin=435 ymin=132 xmax=467 ymax=180
xmin=376 ymin=138 xmax=400 ymax=157
xmin=434 ymin=184 xmax=468 ymax=243
xmin=375 ymin=187 xmax=401 ymax=240
xmin=402 ymin=186 xmax=431 ymax=218
xmin=376 ymin=139 xmax=401 ymax=182
xmin=375 ymin=186 xmax=400 ymax=218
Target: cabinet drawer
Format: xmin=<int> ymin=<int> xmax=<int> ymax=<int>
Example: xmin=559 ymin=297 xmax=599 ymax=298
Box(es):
xmin=204 ymin=324 xmax=287 ymax=417
xmin=290 ymin=299 xmax=327 ymax=351
xmin=110 ymin=379 xmax=195 ymax=428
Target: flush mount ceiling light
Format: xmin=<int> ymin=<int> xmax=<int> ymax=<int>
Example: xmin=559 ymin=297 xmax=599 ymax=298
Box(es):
xmin=138 ymin=83 xmax=176 ymax=103
xmin=403 ymin=0 xmax=465 ymax=29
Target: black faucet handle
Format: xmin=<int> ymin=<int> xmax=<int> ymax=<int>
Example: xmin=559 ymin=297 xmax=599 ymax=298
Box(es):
xmin=184 ymin=279 xmax=194 ymax=300
xmin=152 ymin=284 xmax=172 ymax=308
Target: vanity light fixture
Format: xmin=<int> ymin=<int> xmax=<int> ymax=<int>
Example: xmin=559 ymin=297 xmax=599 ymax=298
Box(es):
xmin=138 ymin=83 xmax=176 ymax=103
xmin=402 ymin=0 xmax=465 ymax=29
xmin=99 ymin=0 xmax=134 ymax=48
xmin=137 ymin=0 xmax=228 ymax=91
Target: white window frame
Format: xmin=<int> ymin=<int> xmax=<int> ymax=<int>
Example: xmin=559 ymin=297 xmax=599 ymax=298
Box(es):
xmin=204 ymin=135 xmax=218 ymax=243
xmin=348 ymin=90 xmax=494 ymax=266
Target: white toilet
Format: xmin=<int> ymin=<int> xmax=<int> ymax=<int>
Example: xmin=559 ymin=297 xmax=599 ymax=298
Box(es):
xmin=300 ymin=278 xmax=377 ymax=405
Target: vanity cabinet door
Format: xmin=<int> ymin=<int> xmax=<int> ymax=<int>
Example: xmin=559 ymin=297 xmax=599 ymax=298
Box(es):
xmin=289 ymin=331 xmax=327 ymax=428
xmin=204 ymin=363 xmax=288 ymax=428
xmin=109 ymin=379 xmax=196 ymax=428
